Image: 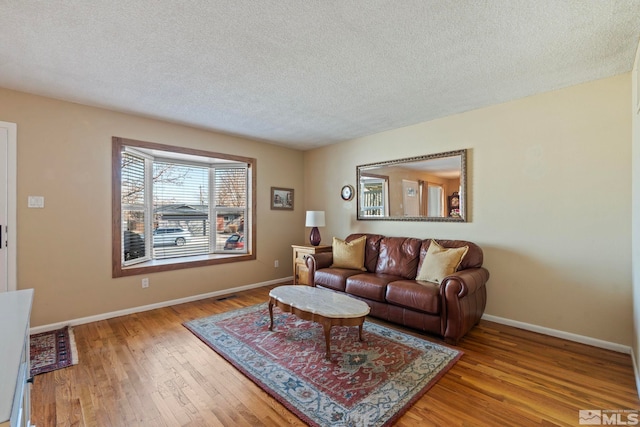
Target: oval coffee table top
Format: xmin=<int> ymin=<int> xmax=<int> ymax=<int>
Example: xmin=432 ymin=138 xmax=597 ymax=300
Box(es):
xmin=269 ymin=285 xmax=370 ymax=318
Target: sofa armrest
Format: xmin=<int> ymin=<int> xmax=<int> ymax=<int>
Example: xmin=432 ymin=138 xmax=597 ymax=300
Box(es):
xmin=440 ymin=267 xmax=490 ymax=344
xmin=305 ymin=252 xmax=333 ymax=287
xmin=441 ymin=267 xmax=490 ymax=298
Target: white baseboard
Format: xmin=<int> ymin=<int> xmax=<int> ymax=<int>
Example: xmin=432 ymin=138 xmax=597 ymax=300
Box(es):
xmin=30 ymin=276 xmax=292 ymax=334
xmin=482 ymin=314 xmax=632 ymax=354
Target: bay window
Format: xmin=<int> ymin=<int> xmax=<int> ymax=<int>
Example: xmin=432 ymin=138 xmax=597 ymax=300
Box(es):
xmin=113 ymin=137 xmax=255 ymax=277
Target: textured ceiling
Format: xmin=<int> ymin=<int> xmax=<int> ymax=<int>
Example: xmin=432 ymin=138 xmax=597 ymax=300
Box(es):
xmin=1 ymin=1 xmax=639 ymax=150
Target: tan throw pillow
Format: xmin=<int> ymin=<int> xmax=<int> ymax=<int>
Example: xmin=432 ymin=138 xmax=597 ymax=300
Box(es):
xmin=416 ymin=240 xmax=468 ymax=284
xmin=331 ymin=236 xmax=367 ymax=270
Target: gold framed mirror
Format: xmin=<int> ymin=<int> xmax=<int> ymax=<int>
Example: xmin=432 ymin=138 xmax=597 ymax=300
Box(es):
xmin=356 ymin=149 xmax=467 ymax=222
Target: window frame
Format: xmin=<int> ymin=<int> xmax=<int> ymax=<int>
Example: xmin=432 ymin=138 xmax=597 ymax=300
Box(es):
xmin=112 ymin=136 xmax=256 ymax=278
xmin=359 ymin=173 xmax=389 ymax=217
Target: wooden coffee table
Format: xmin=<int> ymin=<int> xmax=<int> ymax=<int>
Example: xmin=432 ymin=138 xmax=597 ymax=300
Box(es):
xmin=268 ymin=285 xmax=371 ymax=360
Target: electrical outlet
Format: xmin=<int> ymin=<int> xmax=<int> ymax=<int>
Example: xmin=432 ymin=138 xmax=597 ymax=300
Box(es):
xmin=27 ymin=196 xmax=45 ymax=208
xmin=142 ymin=278 xmax=149 ymax=288
xmin=274 ymin=260 xmax=279 ymax=268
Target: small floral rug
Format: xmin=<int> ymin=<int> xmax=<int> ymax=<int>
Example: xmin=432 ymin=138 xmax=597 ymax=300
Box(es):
xmin=184 ymin=303 xmax=462 ymax=427
xmin=30 ymin=326 xmax=78 ymax=376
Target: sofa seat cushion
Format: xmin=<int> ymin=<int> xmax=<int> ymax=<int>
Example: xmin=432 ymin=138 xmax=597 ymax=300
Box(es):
xmin=315 ymin=268 xmax=362 ymax=292
xmin=346 ymin=273 xmax=402 ymax=302
xmin=386 ymin=280 xmax=441 ymax=315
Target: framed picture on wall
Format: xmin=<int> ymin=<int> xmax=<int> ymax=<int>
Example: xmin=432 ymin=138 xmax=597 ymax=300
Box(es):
xmin=271 ymin=187 xmax=294 ymax=210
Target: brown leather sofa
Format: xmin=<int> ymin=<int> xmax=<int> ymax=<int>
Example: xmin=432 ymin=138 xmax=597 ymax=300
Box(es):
xmin=305 ymin=233 xmax=489 ymax=344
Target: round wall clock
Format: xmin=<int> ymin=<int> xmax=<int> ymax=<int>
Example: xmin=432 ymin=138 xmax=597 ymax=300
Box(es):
xmin=341 ymin=185 xmax=354 ymax=201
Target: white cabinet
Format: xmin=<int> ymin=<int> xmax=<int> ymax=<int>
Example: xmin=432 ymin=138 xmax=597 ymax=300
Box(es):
xmin=0 ymin=289 xmax=33 ymax=427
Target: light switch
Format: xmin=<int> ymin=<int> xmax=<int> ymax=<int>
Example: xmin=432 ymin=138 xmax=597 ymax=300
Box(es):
xmin=28 ymin=196 xmax=45 ymax=208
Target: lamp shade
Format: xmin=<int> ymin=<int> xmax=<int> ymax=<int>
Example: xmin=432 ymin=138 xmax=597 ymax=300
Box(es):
xmin=305 ymin=211 xmax=325 ymax=227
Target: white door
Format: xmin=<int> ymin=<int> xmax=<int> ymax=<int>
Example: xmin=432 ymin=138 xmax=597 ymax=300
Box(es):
xmin=427 ymin=184 xmax=444 ymax=217
xmin=402 ymin=180 xmax=420 ymax=217
xmin=0 ymin=121 xmax=17 ymax=292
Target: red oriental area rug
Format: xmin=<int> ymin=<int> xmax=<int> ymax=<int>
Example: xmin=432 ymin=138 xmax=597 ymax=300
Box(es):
xmin=184 ymin=303 xmax=462 ymax=427
xmin=30 ymin=326 xmax=78 ymax=377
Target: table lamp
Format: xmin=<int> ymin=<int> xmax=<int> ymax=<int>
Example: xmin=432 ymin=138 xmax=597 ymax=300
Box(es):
xmin=305 ymin=211 xmax=325 ymax=246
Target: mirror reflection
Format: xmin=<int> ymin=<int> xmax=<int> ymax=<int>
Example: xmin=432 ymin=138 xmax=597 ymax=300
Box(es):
xmin=357 ymin=149 xmax=467 ymax=222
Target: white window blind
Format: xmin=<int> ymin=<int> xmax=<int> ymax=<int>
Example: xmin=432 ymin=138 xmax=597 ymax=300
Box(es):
xmin=153 ymin=161 xmax=210 ymax=260
xmin=213 ymin=167 xmax=247 ymax=252
xmin=120 ymin=148 xmax=251 ymax=267
xmin=121 ymin=151 xmax=149 ymax=265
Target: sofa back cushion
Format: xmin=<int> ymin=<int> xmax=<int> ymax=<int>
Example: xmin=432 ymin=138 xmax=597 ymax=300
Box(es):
xmin=345 ymin=234 xmax=484 ymax=276
xmin=346 ymin=233 xmax=384 ymax=272
xmin=374 ymin=237 xmax=422 ymax=279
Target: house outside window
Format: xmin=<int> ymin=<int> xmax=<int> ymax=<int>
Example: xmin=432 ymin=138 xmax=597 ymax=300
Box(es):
xmin=113 ymin=137 xmax=256 ymax=277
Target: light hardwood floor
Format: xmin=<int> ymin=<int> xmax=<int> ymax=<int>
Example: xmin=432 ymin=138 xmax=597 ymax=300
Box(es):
xmin=31 ymin=284 xmax=639 ymax=426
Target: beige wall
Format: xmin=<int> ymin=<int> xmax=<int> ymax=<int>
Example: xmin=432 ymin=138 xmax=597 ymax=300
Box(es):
xmin=0 ymin=88 xmax=304 ymax=327
xmin=304 ymin=74 xmax=633 ymax=346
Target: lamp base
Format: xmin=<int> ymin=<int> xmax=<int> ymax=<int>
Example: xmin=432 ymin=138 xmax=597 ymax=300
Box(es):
xmin=309 ymin=227 xmax=321 ymax=246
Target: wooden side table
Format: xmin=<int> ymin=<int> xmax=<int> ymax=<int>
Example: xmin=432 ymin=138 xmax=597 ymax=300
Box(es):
xmin=291 ymin=244 xmax=332 ymax=285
